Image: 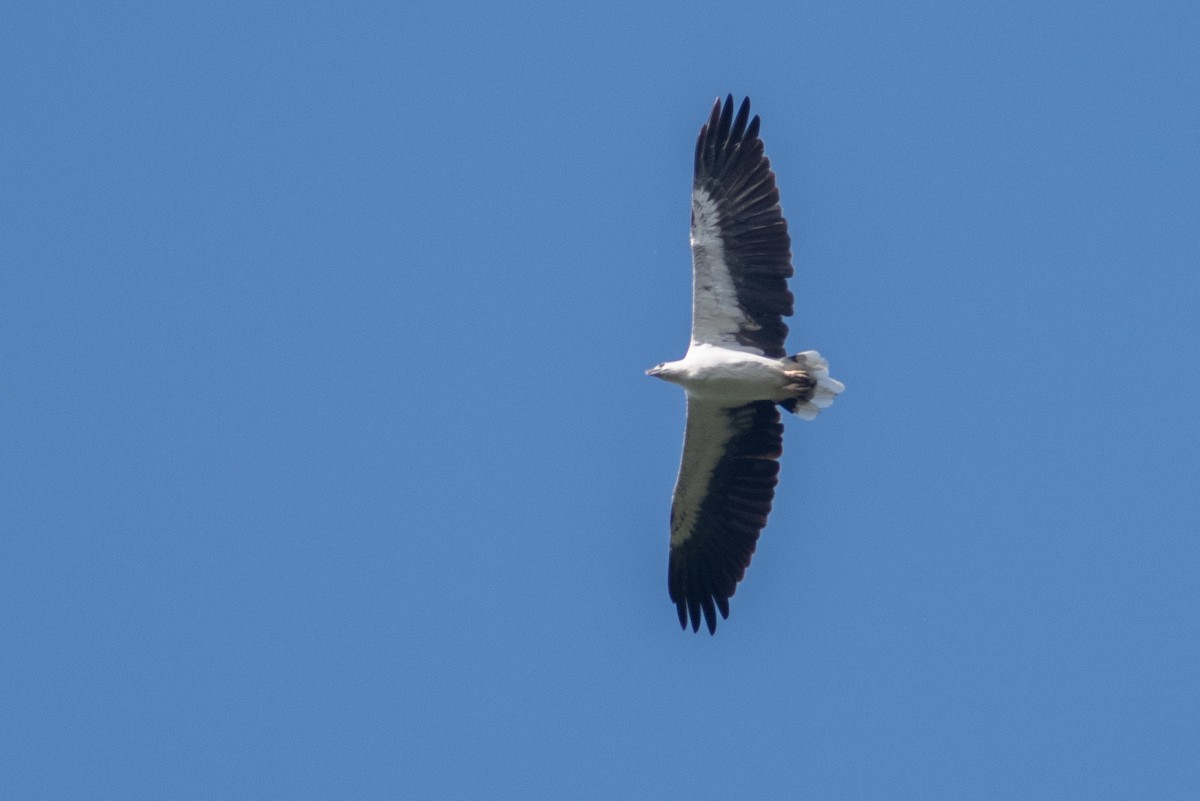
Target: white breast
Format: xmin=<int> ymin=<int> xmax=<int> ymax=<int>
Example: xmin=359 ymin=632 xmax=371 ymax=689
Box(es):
xmin=675 ymin=344 xmax=786 ymax=404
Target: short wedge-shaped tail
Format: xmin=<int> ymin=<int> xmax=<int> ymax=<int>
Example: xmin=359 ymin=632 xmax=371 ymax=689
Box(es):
xmin=779 ymin=350 xmax=844 ymax=420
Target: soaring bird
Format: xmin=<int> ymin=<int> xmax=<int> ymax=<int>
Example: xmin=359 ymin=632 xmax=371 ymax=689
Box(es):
xmin=647 ymin=96 xmax=844 ymax=634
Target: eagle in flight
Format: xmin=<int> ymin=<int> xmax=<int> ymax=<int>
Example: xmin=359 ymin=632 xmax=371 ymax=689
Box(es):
xmin=647 ymin=96 xmax=844 ymax=634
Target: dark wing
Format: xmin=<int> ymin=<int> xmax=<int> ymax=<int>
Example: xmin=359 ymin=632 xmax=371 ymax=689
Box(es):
xmin=668 ymin=399 xmax=783 ymax=633
xmin=690 ymin=95 xmax=794 ymax=359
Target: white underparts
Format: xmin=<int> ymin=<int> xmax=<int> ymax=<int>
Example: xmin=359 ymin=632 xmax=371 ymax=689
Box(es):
xmin=656 ymin=344 xmax=844 ymax=417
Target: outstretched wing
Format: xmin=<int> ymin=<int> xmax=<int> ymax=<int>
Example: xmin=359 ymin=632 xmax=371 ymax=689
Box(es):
xmin=668 ymin=399 xmax=783 ymax=634
xmin=690 ymin=95 xmax=794 ymax=359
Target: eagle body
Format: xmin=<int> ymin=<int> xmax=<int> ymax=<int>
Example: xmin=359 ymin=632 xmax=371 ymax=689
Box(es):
xmin=648 ymin=96 xmax=844 ymax=634
xmin=650 ymin=344 xmax=810 ymax=406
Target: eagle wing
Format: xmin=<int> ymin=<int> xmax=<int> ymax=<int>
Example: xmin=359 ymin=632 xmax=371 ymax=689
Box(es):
xmin=689 ymin=95 xmax=794 ymax=359
xmin=668 ymin=398 xmax=784 ymax=633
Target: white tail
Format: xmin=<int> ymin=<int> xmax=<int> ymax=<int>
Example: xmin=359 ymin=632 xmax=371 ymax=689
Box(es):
xmin=782 ymin=350 xmax=844 ymax=420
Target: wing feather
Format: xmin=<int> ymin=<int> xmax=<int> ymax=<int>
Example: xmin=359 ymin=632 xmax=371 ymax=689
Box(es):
xmin=668 ymin=399 xmax=783 ymax=634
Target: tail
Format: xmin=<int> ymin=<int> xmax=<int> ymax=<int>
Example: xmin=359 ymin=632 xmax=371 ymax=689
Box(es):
xmin=779 ymin=351 xmax=844 ymax=420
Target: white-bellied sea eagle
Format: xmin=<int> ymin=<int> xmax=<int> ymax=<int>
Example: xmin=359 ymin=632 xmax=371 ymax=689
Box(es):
xmin=647 ymin=96 xmax=844 ymax=634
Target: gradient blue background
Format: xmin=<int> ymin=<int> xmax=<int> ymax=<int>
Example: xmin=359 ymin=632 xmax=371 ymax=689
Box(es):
xmin=4 ymin=2 xmax=1199 ymax=798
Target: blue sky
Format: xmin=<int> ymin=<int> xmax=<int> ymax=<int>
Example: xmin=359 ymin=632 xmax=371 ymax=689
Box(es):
xmin=4 ymin=1 xmax=1199 ymax=798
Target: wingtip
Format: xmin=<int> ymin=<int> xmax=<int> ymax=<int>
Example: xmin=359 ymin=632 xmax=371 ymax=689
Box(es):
xmin=701 ymin=596 xmax=718 ymax=634
xmin=675 ymin=596 xmax=728 ymax=634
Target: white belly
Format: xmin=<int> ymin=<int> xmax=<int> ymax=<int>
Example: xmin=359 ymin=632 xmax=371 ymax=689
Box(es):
xmin=675 ymin=344 xmax=786 ymax=404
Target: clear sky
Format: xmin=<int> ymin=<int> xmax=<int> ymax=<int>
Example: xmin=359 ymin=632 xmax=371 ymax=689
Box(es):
xmin=4 ymin=1 xmax=1199 ymax=798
